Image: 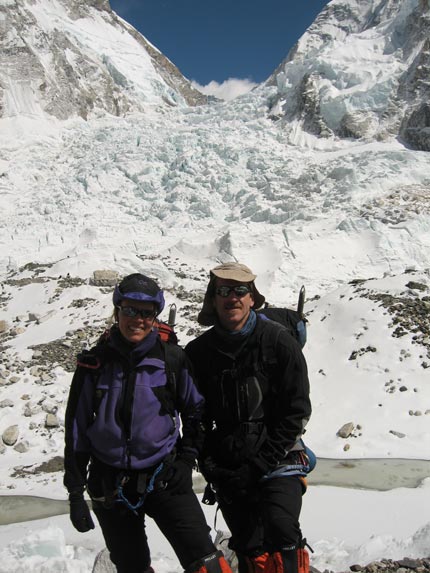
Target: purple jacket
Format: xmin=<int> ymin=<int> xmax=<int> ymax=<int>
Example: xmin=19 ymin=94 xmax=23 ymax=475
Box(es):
xmin=64 ymin=327 xmax=205 ymax=492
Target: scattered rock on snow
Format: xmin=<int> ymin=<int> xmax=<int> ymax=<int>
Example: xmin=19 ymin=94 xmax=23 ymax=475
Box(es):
xmin=2 ymin=424 xmax=19 ymax=446
xmin=45 ymin=413 xmax=60 ymax=428
xmin=11 ymin=455 xmax=64 ymax=478
xmin=349 ymin=346 xmax=377 ymax=360
xmin=405 ymin=281 xmax=428 ymax=292
xmin=297 ymin=556 xmax=430 ymax=573
xmin=14 ymin=440 xmax=30 ymax=453
xmin=28 ymin=312 xmax=41 ymax=322
xmin=23 ymin=402 xmax=42 ymax=417
xmin=90 ymin=269 xmax=119 ymax=286
xmin=10 ymin=327 xmax=26 ymax=336
xmin=337 ymin=422 xmax=355 ymax=438
xmin=389 ymin=430 xmax=406 ymax=439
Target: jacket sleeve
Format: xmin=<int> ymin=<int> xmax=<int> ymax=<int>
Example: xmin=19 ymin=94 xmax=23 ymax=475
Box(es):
xmin=175 ymin=352 xmax=206 ymax=460
xmin=252 ymin=328 xmax=312 ymax=473
xmin=63 ymin=366 xmax=94 ymax=493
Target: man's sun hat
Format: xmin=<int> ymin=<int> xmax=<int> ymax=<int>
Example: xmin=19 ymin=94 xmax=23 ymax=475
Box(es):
xmin=210 ymin=262 xmax=257 ymax=282
xmin=113 ymin=273 xmax=165 ymax=315
xmin=197 ymin=262 xmax=266 ymax=326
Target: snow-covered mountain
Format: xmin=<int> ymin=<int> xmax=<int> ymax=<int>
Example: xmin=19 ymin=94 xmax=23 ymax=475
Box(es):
xmin=267 ymin=0 xmax=430 ymax=151
xmin=0 ymin=0 xmax=206 ymax=122
xmin=0 ymin=0 xmax=429 ymax=505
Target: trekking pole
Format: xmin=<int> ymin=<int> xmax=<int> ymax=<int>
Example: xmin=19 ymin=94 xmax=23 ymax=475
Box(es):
xmin=168 ymin=303 xmax=177 ymax=327
xmin=297 ymin=286 xmax=306 ymax=318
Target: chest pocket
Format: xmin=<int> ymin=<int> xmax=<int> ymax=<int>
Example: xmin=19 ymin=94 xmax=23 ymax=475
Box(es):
xmin=217 ymin=359 xmax=270 ymax=425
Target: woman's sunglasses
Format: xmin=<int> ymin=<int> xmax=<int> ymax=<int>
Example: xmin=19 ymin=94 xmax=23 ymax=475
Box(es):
xmin=117 ymin=306 xmax=155 ymax=320
xmin=215 ymin=285 xmax=250 ymax=298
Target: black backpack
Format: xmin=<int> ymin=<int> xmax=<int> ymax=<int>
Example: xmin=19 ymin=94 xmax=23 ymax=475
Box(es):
xmin=257 ymin=285 xmax=307 ymax=348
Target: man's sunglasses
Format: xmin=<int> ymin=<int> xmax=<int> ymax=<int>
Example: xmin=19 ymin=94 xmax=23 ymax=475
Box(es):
xmin=117 ymin=306 xmax=156 ymax=320
xmin=215 ymin=285 xmax=251 ymax=298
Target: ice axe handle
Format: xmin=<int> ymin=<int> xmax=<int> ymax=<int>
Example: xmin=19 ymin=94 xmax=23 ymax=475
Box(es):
xmin=297 ymin=286 xmax=306 ymax=318
xmin=168 ymin=303 xmax=177 ymax=327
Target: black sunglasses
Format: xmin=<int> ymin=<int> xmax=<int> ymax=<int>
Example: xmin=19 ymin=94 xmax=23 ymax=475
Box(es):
xmin=117 ymin=306 xmax=155 ymax=320
xmin=215 ymin=285 xmax=251 ymax=298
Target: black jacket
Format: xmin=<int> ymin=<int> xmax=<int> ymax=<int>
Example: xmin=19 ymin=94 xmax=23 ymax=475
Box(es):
xmin=185 ymin=317 xmax=311 ymax=473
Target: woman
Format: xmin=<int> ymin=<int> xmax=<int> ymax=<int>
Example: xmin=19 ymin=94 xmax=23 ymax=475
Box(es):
xmin=64 ymin=273 xmax=231 ymax=573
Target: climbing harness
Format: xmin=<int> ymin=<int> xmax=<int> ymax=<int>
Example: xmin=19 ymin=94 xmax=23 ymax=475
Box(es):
xmin=115 ymin=462 xmax=165 ymax=515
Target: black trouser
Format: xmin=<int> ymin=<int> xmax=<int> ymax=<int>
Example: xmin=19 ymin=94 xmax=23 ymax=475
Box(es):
xmin=92 ymin=488 xmax=215 ymax=573
xmin=217 ymin=476 xmax=303 ymax=561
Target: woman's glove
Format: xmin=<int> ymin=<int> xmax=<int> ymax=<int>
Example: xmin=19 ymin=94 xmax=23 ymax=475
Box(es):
xmin=158 ymin=455 xmax=194 ymax=495
xmin=69 ymin=491 xmax=95 ymax=532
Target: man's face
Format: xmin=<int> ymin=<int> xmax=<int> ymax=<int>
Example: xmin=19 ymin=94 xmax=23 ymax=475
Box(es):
xmin=213 ymin=278 xmax=254 ymax=331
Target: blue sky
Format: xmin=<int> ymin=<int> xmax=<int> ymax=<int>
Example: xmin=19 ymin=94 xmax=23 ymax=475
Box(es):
xmin=110 ymin=0 xmax=330 ymax=90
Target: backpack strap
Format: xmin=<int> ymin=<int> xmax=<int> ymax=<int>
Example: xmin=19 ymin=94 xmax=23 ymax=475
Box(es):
xmin=161 ymin=341 xmax=185 ymax=403
xmin=257 ymin=319 xmax=285 ymax=368
xmin=141 ymin=339 xmax=185 ymax=424
xmin=76 ymin=345 xmax=112 ymax=416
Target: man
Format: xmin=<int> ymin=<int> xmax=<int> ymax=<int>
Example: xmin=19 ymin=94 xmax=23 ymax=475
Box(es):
xmin=185 ymin=262 xmax=312 ymax=573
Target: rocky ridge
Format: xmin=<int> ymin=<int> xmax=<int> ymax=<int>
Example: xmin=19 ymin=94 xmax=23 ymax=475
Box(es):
xmin=349 ymin=272 xmax=430 ymax=367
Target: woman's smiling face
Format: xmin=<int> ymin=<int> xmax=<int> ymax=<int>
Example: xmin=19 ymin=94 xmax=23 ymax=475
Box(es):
xmin=116 ymin=300 xmax=156 ymax=343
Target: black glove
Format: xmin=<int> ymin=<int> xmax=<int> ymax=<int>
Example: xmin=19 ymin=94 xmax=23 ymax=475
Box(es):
xmin=69 ymin=491 xmax=95 ymax=532
xmin=223 ymin=463 xmax=263 ymax=497
xmin=199 ymin=457 xmax=237 ymax=486
xmin=158 ymin=456 xmax=194 ymax=495
xmin=219 ymin=435 xmax=250 ymax=467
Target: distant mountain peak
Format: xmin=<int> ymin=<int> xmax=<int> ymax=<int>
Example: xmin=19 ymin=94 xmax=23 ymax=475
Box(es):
xmin=0 ymin=0 xmax=206 ymax=121
xmin=267 ymin=0 xmax=430 ymax=150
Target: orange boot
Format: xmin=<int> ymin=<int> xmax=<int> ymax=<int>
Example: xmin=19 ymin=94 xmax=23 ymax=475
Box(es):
xmin=243 ymin=553 xmax=270 ymax=573
xmin=267 ymin=541 xmax=310 ymax=573
xmin=186 ymin=550 xmax=233 ymax=573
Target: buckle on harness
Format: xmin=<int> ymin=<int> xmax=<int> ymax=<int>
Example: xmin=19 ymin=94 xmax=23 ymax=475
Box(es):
xmin=114 ymin=463 xmax=165 ymax=515
xmin=240 ymin=421 xmax=264 ymax=434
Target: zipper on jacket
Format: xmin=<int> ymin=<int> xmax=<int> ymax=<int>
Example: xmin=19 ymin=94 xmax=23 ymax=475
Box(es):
xmin=119 ymin=368 xmax=137 ymax=469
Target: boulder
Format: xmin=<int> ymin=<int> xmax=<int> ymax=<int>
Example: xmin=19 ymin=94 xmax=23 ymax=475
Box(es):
xmin=337 ymin=422 xmax=355 ymax=438
xmin=91 ymin=270 xmax=119 ymax=287
xmin=2 ymin=424 xmax=19 ymax=446
xmin=45 ymin=413 xmax=60 ymax=428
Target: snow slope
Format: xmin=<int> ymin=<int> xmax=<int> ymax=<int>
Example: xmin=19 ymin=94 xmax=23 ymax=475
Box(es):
xmin=0 ymin=0 xmax=429 ymax=571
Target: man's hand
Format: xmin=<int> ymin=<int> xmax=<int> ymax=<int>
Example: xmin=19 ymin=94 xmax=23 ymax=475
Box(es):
xmin=200 ymin=457 xmax=263 ymax=497
xmin=199 ymin=457 xmax=236 ymax=485
xmin=69 ymin=491 xmax=95 ymax=533
xmin=223 ymin=463 xmax=262 ymax=496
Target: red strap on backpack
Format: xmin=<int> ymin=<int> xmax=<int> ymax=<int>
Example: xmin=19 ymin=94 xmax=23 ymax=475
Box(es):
xmin=155 ymin=321 xmax=178 ymax=344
